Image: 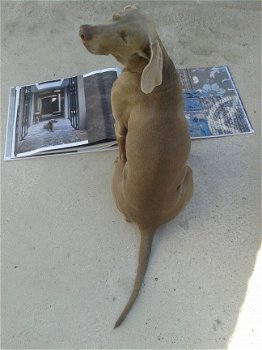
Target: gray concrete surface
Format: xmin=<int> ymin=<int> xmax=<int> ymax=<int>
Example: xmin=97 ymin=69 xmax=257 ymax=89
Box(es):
xmin=1 ymin=1 xmax=261 ymax=349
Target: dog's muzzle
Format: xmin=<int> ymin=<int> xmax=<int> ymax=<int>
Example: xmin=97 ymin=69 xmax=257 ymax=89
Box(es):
xmin=79 ymin=24 xmax=95 ymax=41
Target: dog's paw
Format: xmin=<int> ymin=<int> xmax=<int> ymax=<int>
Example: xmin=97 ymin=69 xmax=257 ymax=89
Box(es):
xmin=114 ymin=155 xmax=127 ymax=164
xmin=120 ymin=154 xmax=127 ymax=162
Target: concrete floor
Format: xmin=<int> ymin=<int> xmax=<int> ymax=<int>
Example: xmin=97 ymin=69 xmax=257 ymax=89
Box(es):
xmin=1 ymin=1 xmax=261 ymax=349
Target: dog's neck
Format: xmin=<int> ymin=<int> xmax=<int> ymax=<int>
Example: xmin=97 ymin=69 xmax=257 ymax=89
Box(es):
xmin=154 ymin=43 xmax=180 ymax=94
xmin=122 ymin=56 xmax=149 ymax=74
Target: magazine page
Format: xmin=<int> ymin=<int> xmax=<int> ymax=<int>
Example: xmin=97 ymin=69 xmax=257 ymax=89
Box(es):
xmin=4 ymin=87 xmax=17 ymax=160
xmin=4 ymin=65 xmax=253 ymax=160
xmin=18 ymin=141 xmax=118 ymax=160
xmin=39 ymin=140 xmax=117 ymax=156
xmin=5 ymin=68 xmax=118 ymax=160
xmin=178 ymin=65 xmax=254 ymax=138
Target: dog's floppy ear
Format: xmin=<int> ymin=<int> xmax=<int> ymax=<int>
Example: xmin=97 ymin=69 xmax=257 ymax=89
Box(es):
xmin=141 ymin=38 xmax=163 ymax=94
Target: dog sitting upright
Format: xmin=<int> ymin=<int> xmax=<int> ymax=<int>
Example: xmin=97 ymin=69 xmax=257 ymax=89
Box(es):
xmin=80 ymin=5 xmax=193 ymax=328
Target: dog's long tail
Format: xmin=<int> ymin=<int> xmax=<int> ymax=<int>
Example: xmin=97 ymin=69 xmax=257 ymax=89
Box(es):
xmin=114 ymin=229 xmax=155 ymax=328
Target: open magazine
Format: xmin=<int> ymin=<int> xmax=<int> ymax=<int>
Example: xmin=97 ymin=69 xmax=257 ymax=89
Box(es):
xmin=4 ymin=65 xmax=253 ymax=160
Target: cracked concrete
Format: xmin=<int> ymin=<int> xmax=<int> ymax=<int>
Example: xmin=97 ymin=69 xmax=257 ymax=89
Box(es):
xmin=1 ymin=1 xmax=261 ymax=349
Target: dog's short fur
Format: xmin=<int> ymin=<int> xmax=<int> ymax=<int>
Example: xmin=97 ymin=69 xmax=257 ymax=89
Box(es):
xmin=80 ymin=5 xmax=193 ymax=328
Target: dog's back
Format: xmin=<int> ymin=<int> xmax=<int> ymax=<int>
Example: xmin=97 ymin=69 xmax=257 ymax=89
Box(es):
xmin=111 ymin=55 xmax=192 ymax=230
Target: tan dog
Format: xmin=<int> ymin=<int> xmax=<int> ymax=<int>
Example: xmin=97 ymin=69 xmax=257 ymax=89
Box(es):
xmin=80 ymin=5 xmax=193 ymax=328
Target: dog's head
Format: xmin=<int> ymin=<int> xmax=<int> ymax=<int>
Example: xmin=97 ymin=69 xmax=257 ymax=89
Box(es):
xmin=79 ymin=5 xmax=163 ymax=94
